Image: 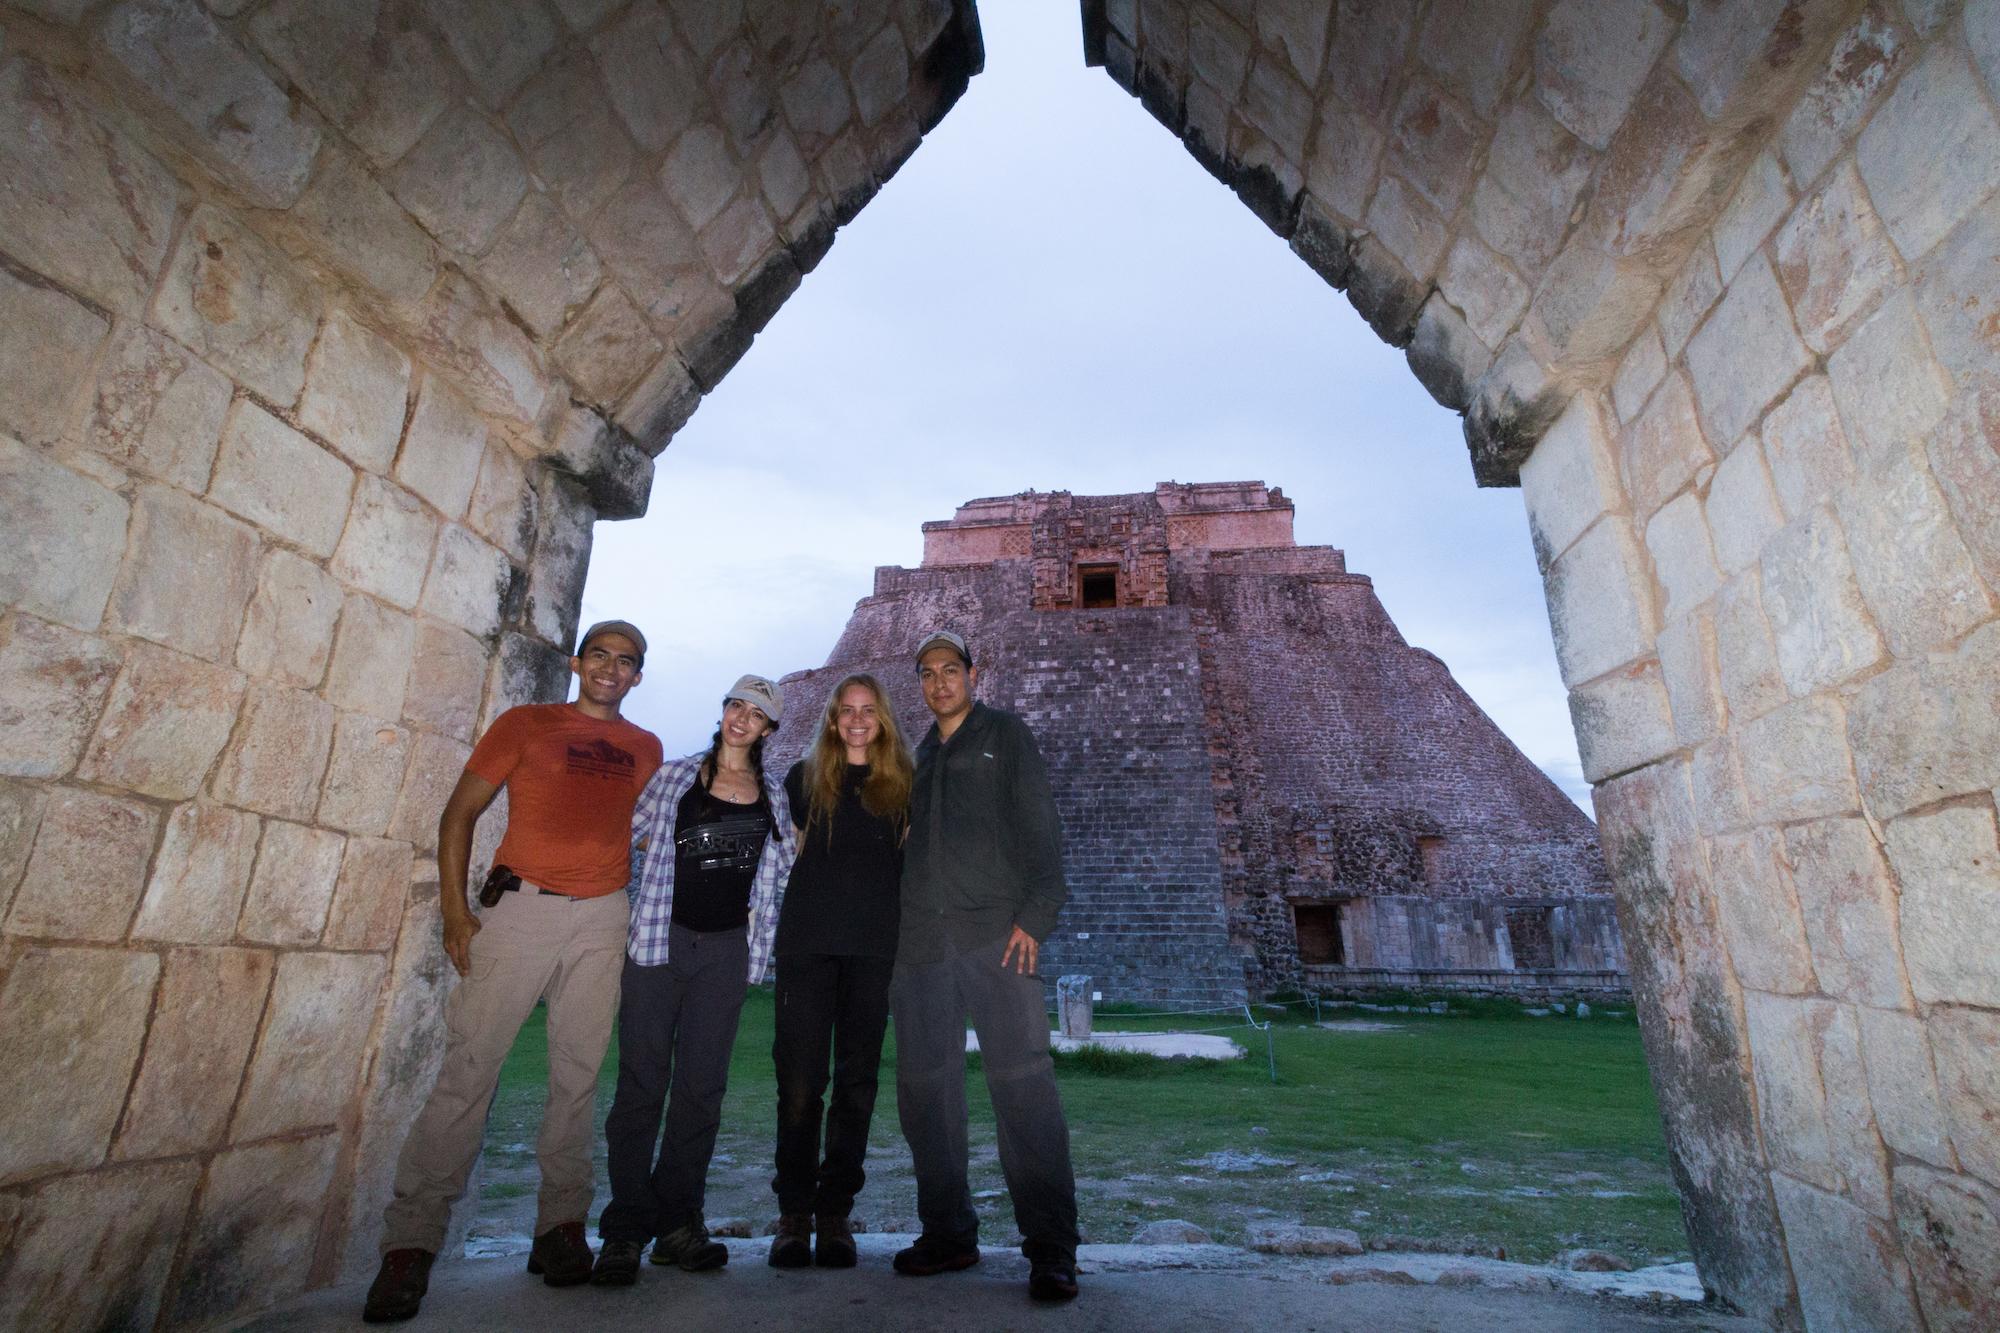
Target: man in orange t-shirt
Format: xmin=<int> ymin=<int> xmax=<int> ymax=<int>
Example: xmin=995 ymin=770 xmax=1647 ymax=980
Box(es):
xmin=366 ymin=620 xmax=662 ymax=1323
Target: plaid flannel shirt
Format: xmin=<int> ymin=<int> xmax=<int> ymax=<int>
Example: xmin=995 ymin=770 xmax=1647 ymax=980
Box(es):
xmin=627 ymin=752 xmax=796 ymax=980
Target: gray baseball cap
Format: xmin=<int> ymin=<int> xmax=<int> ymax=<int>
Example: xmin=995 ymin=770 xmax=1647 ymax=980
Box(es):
xmin=577 ymin=619 xmax=647 ymax=665
xmin=914 ymin=629 xmax=972 ymax=668
xmin=724 ymin=673 xmax=783 ymax=726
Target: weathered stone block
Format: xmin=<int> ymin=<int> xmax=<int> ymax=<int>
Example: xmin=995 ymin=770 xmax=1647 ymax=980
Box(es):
xmin=698 ymin=191 xmax=779 ymax=287
xmin=1762 ymin=375 xmax=1855 ymax=523
xmin=1856 ymin=45 xmax=2000 ymax=262
xmin=1929 ymin=1004 xmax=2000 ymax=1189
xmin=1656 ymin=609 xmax=1724 ymax=745
xmin=404 ymin=623 xmax=487 ymax=743
xmin=1690 ymin=734 xmax=1753 ymax=837
xmin=410 ymin=270 xmax=551 ymax=427
xmin=426 ymin=0 xmax=556 ymax=106
xmin=1826 ymin=290 xmax=1954 ymax=471
xmin=1644 ymin=492 xmax=1722 ymax=620
xmin=1737 ymin=694 xmax=1859 ymax=823
xmin=238 ymin=818 xmax=345 ymax=946
xmin=614 ymin=349 xmax=703 ymax=452
xmin=1527 ymin=235 xmax=1667 ymax=366
xmin=474 ymin=191 xmax=603 ymax=339
xmin=210 ymin=402 xmax=354 ymax=558
xmin=1705 ymin=437 xmax=1783 ymax=578
xmin=554 ymin=285 xmax=664 ymax=407
xmin=81 ymin=323 xmax=231 ymax=492
xmin=1712 ymin=828 xmax=1816 ymax=995
xmin=1925 ymin=393 xmax=2000 ymax=597
xmin=1303 ymin=101 xmax=1382 ymax=225
xmin=1759 ymin=507 xmax=1884 ymax=696
xmin=1886 ymin=805 xmax=2000 ymax=1010
xmin=1849 ymin=623 xmax=2000 ymax=818
xmin=466 ymin=441 xmax=536 ymax=564
xmin=299 ymin=314 xmax=413 ymax=474
xmin=1858 ymin=1008 xmax=1955 ymax=1168
xmin=233 ymin=950 xmax=389 ymax=1139
xmin=1892 ymin=1163 xmax=2000 ymax=1332
xmin=324 ymin=836 xmax=412 ymax=952
xmin=849 ymin=25 xmax=910 ymax=127
xmin=594 ymin=1 xmax=701 ymax=153
xmin=1405 ymin=294 xmax=1489 ymax=414
xmin=1468 ymin=102 xmax=1594 ymax=277
xmin=1567 ymin=659 xmax=1675 ymax=782
xmin=287 ymin=148 xmax=440 ymax=311
xmin=757 ymin=128 xmax=811 ymax=223
xmin=1323 ymin=0 xmax=1411 ymax=119
xmin=1835 ymin=453 xmax=1991 ymax=658
xmin=330 ymin=475 xmax=439 ymax=612
xmin=324 ymin=593 xmax=417 ymax=723
xmin=1819 ymin=997 xmax=1896 ymax=1218
xmin=0 ymin=1159 xmax=199 ymax=1333
xmin=661 ymin=122 xmax=739 ymax=231
xmin=395 ymin=377 xmax=487 ymax=521
xmin=1519 ymin=397 xmax=1625 ymax=572
xmin=386 ymin=102 xmax=528 ymax=255
xmin=0 ymin=265 xmax=106 ymax=449
xmin=1533 ymin=0 xmax=1673 ymax=150
xmin=507 ymin=54 xmax=635 ymax=220
xmin=1913 ymin=183 xmax=2000 ymax=391
xmin=169 ymin=1134 xmax=340 ymax=1325
xmin=0 ymin=780 xmax=45 ymax=923
xmin=1619 ymin=372 xmax=1711 ymax=522
xmin=1437 ymin=235 xmax=1528 ymax=352
xmin=0 ymin=947 xmax=158 ymax=1183
xmin=155 ymin=205 xmax=323 ymax=407
xmin=1712 ymin=572 xmax=1787 ymax=723
xmin=211 ymin=684 xmax=335 ymax=821
xmin=0 ymin=434 xmax=130 ymax=632
xmin=0 ymin=615 xmax=120 ymax=780
xmin=1780 ymin=5 xmax=1906 ymax=190
xmin=1684 ymin=254 xmax=1812 ymax=451
xmin=1745 ymin=993 xmax=1840 ymax=1187
xmin=131 ymin=801 xmax=260 ymax=944
xmin=591 ymin=179 xmax=726 ymax=330
xmin=116 ymin=946 xmax=274 ymax=1159
xmin=249 ymin=0 xmax=450 ymax=168
xmin=1713 ymin=151 xmax=1791 ymax=284
xmin=7 ymin=787 xmax=159 ymax=941
xmin=1363 ymin=175 xmax=1448 ymax=283
xmin=235 ymin=549 xmax=339 ymax=688
xmin=420 ymin=524 xmax=512 ymax=639
xmin=108 ymin=483 xmax=260 ymax=663
xmin=1542 ymin=517 xmax=1658 ymax=687
xmin=1611 ymin=325 xmax=1666 ymax=427
xmin=80 ymin=641 xmax=244 ymax=801
xmin=0 ymin=58 xmax=179 ymax=316
xmin=319 ymin=712 xmax=413 ymax=837
xmin=1783 ymin=817 xmax=1912 ymax=1010
xmin=1774 ymin=163 xmax=1898 ymax=356
xmin=525 ymin=472 xmax=596 ymax=649
xmin=387 ymin=731 xmax=473 ymax=850
xmin=1771 ymin=1173 xmax=1923 ymax=1331
xmin=99 ymin=0 xmax=320 ymax=206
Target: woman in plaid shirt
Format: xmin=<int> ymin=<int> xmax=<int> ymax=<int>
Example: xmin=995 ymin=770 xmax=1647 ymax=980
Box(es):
xmin=592 ymin=674 xmax=797 ymax=1287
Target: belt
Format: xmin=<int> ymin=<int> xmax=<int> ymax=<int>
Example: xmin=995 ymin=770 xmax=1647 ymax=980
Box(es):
xmin=501 ymin=879 xmax=582 ymax=900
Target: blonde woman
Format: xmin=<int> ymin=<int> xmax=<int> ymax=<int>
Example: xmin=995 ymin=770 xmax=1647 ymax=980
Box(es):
xmin=766 ymin=674 xmax=914 ymax=1269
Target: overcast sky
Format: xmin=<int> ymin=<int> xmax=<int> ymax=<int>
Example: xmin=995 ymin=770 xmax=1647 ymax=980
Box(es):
xmin=580 ymin=5 xmax=1589 ymax=810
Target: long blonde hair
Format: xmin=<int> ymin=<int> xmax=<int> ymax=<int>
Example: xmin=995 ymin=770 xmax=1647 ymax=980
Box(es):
xmin=803 ymin=674 xmax=913 ymax=835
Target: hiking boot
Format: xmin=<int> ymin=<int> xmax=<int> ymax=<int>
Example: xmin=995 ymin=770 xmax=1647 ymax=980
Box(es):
xmin=1027 ymin=1252 xmax=1079 ymax=1302
xmin=892 ymin=1233 xmax=980 ymax=1276
xmin=525 ymin=1220 xmax=594 ymax=1287
xmin=651 ymin=1221 xmax=729 ymax=1271
xmin=814 ymin=1215 xmax=857 ymax=1269
xmin=768 ymin=1213 xmax=812 ymax=1269
xmin=591 ymin=1238 xmax=644 ymax=1287
xmin=362 ymin=1248 xmax=434 ymax=1323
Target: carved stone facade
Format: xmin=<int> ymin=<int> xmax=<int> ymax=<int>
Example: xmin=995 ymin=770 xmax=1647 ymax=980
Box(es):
xmin=779 ymin=483 xmax=1619 ymax=1006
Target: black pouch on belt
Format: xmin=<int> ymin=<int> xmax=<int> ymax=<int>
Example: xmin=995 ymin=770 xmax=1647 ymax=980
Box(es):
xmin=478 ymin=863 xmax=521 ymax=908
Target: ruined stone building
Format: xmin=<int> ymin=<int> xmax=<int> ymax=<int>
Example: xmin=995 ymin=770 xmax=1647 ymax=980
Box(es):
xmin=772 ymin=482 xmax=1623 ymax=1006
xmin=1 ymin=2 xmax=1996 ymax=1329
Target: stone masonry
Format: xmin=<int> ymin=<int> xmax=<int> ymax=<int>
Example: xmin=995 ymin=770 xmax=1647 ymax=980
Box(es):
xmin=1082 ymin=1 xmax=2000 ymax=1327
xmin=0 ymin=0 xmax=1997 ymax=1329
xmin=0 ymin=2 xmax=979 ymax=1328
xmin=773 ymin=483 xmax=1620 ymax=1007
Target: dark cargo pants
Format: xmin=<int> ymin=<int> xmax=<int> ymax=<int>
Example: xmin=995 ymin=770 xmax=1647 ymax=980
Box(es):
xmin=890 ymin=934 xmax=1079 ymax=1258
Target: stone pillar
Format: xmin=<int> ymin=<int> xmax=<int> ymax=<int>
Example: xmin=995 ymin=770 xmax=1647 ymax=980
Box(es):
xmin=1057 ymin=974 xmax=1094 ymax=1040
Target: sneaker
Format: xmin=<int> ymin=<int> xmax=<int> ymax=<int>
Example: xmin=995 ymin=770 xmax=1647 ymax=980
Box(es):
xmin=768 ymin=1213 xmax=812 ymax=1269
xmin=525 ymin=1220 xmax=594 ymax=1287
xmin=892 ymin=1233 xmax=980 ymax=1276
xmin=1027 ymin=1254 xmax=1079 ymax=1301
xmin=591 ymin=1238 xmax=644 ymax=1287
xmin=813 ymin=1215 xmax=857 ymax=1269
xmin=362 ymin=1248 xmax=434 ymax=1323
xmin=651 ymin=1221 xmax=729 ymax=1271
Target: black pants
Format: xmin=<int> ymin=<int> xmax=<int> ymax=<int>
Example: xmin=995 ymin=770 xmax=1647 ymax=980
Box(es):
xmin=770 ymin=953 xmax=895 ymax=1217
xmin=599 ymin=924 xmax=748 ymax=1242
xmin=891 ymin=935 xmax=1078 ymax=1258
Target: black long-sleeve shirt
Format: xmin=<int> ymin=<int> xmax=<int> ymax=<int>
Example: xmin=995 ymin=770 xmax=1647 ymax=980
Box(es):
xmin=899 ymin=702 xmax=1068 ymax=964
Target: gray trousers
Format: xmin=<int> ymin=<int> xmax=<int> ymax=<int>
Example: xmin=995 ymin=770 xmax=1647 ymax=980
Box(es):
xmin=600 ymin=922 xmax=749 ymax=1241
xmin=890 ymin=934 xmax=1079 ymax=1257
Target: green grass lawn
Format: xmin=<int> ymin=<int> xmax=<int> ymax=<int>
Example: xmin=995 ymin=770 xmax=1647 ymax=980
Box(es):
xmin=476 ymin=991 xmax=1688 ymax=1267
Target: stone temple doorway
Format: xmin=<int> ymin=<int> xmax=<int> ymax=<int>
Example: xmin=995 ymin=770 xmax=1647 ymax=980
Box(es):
xmin=0 ymin=2 xmax=1996 ymax=1329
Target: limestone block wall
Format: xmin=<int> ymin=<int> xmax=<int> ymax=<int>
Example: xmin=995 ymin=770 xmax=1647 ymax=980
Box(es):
xmin=0 ymin=1 xmax=978 ymax=1326
xmin=1088 ymin=0 xmax=2000 ymax=1327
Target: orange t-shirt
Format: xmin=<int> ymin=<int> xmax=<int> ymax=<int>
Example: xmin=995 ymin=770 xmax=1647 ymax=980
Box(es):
xmin=466 ymin=703 xmax=663 ymax=897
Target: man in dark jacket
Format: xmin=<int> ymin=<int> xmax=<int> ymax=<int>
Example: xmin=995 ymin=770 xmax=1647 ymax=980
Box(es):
xmin=890 ymin=629 xmax=1079 ymax=1302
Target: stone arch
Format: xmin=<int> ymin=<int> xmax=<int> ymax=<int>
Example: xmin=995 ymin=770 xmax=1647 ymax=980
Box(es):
xmin=0 ymin=1 xmax=1995 ymax=1330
